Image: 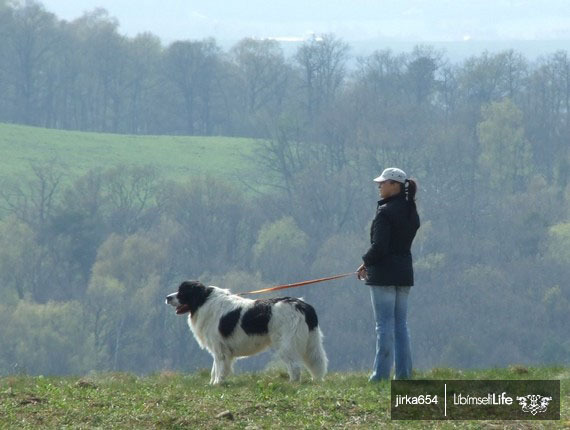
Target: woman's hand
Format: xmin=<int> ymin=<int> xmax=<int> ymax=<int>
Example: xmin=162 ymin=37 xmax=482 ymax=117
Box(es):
xmin=356 ymin=263 xmax=367 ymax=281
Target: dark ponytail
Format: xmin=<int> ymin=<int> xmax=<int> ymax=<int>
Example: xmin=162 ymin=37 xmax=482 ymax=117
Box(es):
xmin=405 ymin=179 xmax=417 ymax=201
xmin=404 ymin=179 xmax=418 ymax=215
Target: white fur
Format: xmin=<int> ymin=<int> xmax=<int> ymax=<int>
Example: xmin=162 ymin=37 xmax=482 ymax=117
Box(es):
xmin=168 ymin=286 xmax=328 ymax=384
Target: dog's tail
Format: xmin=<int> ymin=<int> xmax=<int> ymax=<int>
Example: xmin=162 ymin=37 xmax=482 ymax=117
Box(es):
xmin=303 ymin=327 xmax=328 ymax=380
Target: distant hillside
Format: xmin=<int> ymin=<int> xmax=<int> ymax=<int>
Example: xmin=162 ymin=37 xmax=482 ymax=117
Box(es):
xmin=0 ymin=123 xmax=260 ymax=189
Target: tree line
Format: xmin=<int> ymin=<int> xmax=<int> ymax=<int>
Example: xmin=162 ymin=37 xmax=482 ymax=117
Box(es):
xmin=0 ymin=1 xmax=345 ymax=136
xmin=0 ymin=0 xmax=569 ymax=375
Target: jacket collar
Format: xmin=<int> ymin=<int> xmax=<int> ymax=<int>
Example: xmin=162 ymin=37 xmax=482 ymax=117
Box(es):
xmin=377 ymin=191 xmax=405 ymax=206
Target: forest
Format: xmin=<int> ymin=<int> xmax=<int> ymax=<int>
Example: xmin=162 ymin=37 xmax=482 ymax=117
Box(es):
xmin=0 ymin=1 xmax=569 ymax=376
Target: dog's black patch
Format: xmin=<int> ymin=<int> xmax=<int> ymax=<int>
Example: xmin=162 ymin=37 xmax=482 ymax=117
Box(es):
xmin=290 ymin=299 xmax=319 ymax=331
xmin=241 ymin=297 xmax=319 ymax=335
xmin=270 ymin=297 xmax=318 ymax=331
xmin=241 ymin=300 xmax=272 ymax=335
xmin=218 ymin=307 xmax=242 ymax=338
xmin=177 ymin=281 xmax=213 ymax=315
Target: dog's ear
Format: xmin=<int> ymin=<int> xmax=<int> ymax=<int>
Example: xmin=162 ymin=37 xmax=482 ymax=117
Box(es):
xmin=177 ymin=281 xmax=212 ymax=314
xmin=178 ymin=280 xmax=204 ymax=293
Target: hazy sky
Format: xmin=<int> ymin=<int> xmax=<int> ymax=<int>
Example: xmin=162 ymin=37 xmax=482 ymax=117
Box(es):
xmin=40 ymin=0 xmax=570 ymax=44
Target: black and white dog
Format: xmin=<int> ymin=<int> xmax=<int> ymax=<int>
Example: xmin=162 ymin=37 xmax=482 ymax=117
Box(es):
xmin=165 ymin=281 xmax=328 ymax=384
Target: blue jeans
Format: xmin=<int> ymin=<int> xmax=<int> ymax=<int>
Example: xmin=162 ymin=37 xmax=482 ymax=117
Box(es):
xmin=369 ymin=286 xmax=412 ymax=381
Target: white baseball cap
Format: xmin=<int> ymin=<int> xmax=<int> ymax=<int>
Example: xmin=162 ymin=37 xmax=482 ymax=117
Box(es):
xmin=373 ymin=167 xmax=407 ymax=183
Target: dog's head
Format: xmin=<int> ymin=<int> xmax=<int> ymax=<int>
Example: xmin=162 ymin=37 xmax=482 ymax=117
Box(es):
xmin=165 ymin=281 xmax=213 ymax=315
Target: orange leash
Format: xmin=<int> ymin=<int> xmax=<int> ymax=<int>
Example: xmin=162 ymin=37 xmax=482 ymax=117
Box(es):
xmin=238 ymin=272 xmax=357 ymax=296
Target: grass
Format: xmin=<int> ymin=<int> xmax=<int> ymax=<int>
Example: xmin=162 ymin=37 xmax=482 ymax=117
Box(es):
xmin=0 ymin=122 xmax=261 ymax=187
xmin=1 ymin=367 xmax=568 ymax=429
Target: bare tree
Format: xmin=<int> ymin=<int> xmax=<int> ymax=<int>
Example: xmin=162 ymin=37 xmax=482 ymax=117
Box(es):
xmin=102 ymin=165 xmax=160 ymax=234
xmin=124 ymin=33 xmax=162 ymax=134
xmin=295 ymin=34 xmax=349 ymax=120
xmin=2 ymin=1 xmax=59 ymax=124
xmin=69 ymin=9 xmax=128 ymax=132
xmin=0 ymin=161 xmax=64 ymax=230
xmin=163 ymin=38 xmax=220 ymax=134
xmin=231 ymin=38 xmax=289 ymax=116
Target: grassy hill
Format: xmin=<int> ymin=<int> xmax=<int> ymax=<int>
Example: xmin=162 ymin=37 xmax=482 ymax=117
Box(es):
xmin=1 ymin=367 xmax=568 ymax=429
xmin=0 ymin=123 xmax=261 ymax=188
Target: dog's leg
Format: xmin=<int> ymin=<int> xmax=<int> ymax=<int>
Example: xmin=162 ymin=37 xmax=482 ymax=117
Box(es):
xmin=303 ymin=328 xmax=328 ymax=381
xmin=284 ymin=360 xmax=301 ymax=382
xmin=218 ymin=356 xmax=233 ymax=383
xmin=212 ymin=353 xmax=232 ymax=385
xmin=212 ymin=355 xmax=223 ymax=385
xmin=210 ymin=360 xmax=217 ymax=384
xmin=276 ymin=343 xmax=303 ymax=381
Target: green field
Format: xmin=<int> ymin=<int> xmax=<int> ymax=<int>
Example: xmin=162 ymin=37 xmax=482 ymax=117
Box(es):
xmin=0 ymin=123 xmax=261 ymax=187
xmin=1 ymin=367 xmax=568 ymax=429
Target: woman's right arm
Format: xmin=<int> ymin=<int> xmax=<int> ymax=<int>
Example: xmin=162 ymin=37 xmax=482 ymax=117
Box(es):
xmin=362 ymin=210 xmax=391 ymax=267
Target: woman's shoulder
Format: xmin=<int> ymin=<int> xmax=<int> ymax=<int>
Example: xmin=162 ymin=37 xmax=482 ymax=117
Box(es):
xmin=374 ymin=202 xmax=397 ymax=223
xmin=381 ymin=195 xmax=416 ymax=218
xmin=380 ymin=194 xmax=406 ymax=210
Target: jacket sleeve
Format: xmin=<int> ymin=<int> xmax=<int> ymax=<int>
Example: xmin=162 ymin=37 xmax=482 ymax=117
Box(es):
xmin=362 ymin=210 xmax=391 ymax=266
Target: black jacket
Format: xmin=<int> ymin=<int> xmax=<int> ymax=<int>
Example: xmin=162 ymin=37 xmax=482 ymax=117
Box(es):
xmin=362 ymin=192 xmax=420 ymax=286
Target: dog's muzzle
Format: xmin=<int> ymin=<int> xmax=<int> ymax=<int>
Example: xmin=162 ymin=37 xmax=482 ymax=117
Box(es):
xmin=165 ymin=292 xmax=191 ymax=314
xmin=165 ymin=293 xmax=178 ymax=306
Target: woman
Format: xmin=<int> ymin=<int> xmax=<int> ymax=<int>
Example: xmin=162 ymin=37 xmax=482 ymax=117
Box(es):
xmin=357 ymin=167 xmax=420 ymax=381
